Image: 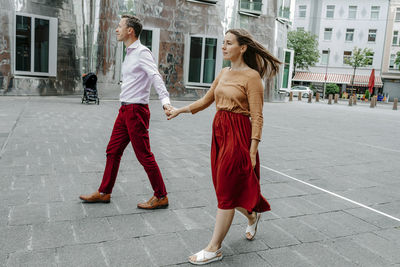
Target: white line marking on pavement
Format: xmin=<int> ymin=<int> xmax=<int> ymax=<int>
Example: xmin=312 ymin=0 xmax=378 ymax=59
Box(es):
xmin=270 ymin=125 xmax=400 ymax=154
xmin=261 ymin=165 xmax=400 ymax=223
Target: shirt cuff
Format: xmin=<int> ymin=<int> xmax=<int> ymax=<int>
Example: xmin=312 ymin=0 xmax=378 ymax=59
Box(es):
xmin=161 ymin=97 xmax=170 ymax=106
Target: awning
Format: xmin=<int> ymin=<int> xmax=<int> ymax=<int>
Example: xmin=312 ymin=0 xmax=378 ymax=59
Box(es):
xmin=292 ymin=71 xmax=383 ymax=88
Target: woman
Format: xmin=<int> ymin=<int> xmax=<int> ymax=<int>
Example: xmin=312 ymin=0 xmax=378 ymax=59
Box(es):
xmin=168 ymin=29 xmax=281 ymax=265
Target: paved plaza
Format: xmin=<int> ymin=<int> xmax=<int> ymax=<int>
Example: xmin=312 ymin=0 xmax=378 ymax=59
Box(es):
xmin=0 ymin=96 xmax=399 ymax=266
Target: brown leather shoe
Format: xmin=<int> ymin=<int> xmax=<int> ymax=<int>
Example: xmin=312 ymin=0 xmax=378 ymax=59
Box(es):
xmin=79 ymin=191 xmax=111 ymax=203
xmin=137 ymin=196 xmax=168 ymax=209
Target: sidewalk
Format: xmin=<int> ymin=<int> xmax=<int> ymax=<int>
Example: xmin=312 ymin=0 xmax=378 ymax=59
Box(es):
xmin=0 ymin=96 xmax=399 ymax=266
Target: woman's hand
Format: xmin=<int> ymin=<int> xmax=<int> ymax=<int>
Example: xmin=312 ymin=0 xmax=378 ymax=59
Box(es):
xmin=250 ymin=152 xmax=257 ymax=168
xmin=167 ymin=107 xmax=180 ymax=120
xmin=249 ymin=139 xmax=259 ymax=169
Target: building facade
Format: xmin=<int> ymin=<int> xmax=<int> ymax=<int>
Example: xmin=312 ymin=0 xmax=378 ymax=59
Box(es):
xmin=381 ymin=0 xmax=400 ymax=101
xmin=292 ymin=0 xmax=389 ymax=96
xmin=0 ymin=0 xmax=294 ymax=101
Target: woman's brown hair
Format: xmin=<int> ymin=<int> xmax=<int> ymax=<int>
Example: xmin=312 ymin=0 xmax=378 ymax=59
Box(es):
xmin=226 ymin=29 xmax=281 ymax=79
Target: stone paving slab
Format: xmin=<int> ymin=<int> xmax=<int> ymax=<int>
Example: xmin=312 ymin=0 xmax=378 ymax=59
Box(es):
xmin=0 ymin=96 xmax=399 ymax=266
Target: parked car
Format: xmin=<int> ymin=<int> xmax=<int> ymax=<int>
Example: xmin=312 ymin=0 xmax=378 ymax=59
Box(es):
xmin=278 ymin=88 xmax=290 ymax=95
xmin=289 ymin=86 xmax=313 ymax=98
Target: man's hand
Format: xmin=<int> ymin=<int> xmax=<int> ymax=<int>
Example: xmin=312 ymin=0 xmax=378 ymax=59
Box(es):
xmin=163 ymin=104 xmax=173 ymax=116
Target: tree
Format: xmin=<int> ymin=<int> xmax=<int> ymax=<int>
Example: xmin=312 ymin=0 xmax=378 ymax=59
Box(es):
xmin=326 ymin=83 xmax=340 ymax=95
xmin=344 ymin=47 xmax=373 ymax=95
xmin=287 ymin=29 xmax=320 ymax=75
xmin=394 ymin=51 xmax=400 ymax=70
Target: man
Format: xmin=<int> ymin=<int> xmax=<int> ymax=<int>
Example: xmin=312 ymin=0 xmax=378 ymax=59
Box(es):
xmin=79 ymin=15 xmax=171 ymax=209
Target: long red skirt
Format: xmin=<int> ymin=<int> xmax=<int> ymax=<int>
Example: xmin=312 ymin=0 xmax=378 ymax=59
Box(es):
xmin=211 ymin=110 xmax=271 ymax=213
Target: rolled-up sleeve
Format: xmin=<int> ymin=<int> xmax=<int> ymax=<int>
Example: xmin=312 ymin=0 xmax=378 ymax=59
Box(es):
xmin=247 ymin=73 xmax=264 ymax=141
xmin=139 ymin=49 xmax=170 ymax=106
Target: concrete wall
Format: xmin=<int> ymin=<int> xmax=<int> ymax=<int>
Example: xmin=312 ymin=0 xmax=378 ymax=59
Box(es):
xmin=0 ymin=0 xmax=13 ymax=93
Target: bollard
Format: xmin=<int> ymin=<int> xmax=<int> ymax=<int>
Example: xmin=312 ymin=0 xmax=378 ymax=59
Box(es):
xmin=328 ymin=94 xmax=332 ymax=104
xmin=308 ymin=93 xmax=312 ymax=103
xmin=289 ymin=92 xmax=293 ymax=101
xmin=298 ymin=93 xmax=302 ymax=101
xmin=393 ymin=98 xmax=398 ymax=110
xmin=374 ymin=96 xmax=378 ymax=107
xmin=316 ymin=92 xmax=320 ymax=102
xmin=334 ymin=94 xmax=339 ymax=103
xmin=352 ymin=95 xmax=356 ymax=105
xmin=370 ymin=96 xmax=375 ymax=108
xmin=348 ymin=95 xmax=353 ymax=106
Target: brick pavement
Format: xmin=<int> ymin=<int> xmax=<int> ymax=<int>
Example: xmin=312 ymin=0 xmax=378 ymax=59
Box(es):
xmin=0 ymin=96 xmax=399 ymax=266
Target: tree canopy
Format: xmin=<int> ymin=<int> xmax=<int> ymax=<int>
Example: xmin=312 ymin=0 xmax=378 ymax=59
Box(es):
xmin=287 ymin=29 xmax=320 ymax=74
xmin=344 ymin=47 xmax=373 ymax=69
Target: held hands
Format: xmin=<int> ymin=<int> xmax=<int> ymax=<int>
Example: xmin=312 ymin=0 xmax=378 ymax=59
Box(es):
xmin=163 ymin=104 xmax=174 ymax=117
xmin=163 ymin=104 xmax=191 ymax=120
xmin=167 ymin=107 xmax=180 ymax=120
xmin=163 ymin=104 xmax=180 ymax=120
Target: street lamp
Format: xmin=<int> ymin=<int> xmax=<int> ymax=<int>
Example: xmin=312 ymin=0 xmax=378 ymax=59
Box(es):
xmin=323 ymin=48 xmax=331 ymax=100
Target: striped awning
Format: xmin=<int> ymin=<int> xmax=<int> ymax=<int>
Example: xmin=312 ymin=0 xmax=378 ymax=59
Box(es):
xmin=292 ymin=71 xmax=383 ymax=88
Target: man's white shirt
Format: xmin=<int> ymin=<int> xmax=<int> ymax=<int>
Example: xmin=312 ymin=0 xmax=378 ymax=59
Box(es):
xmin=120 ymin=40 xmax=170 ymax=106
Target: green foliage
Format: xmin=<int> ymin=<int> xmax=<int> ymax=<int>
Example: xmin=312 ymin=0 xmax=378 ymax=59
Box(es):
xmin=395 ymin=51 xmax=400 ymax=70
xmin=325 ymin=83 xmax=340 ymax=95
xmin=287 ymin=29 xmax=320 ymax=73
xmin=364 ymin=89 xmax=370 ymax=100
xmin=344 ymin=47 xmax=373 ymax=68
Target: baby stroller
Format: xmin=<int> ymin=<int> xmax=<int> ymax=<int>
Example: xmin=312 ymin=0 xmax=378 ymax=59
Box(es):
xmin=81 ymin=72 xmax=99 ymax=105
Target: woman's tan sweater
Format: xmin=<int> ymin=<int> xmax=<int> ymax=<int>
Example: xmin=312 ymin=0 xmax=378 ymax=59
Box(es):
xmin=189 ymin=67 xmax=264 ymax=141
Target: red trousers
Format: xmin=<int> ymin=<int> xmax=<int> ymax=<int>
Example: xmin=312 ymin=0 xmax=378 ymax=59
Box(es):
xmin=98 ymin=104 xmax=167 ymax=198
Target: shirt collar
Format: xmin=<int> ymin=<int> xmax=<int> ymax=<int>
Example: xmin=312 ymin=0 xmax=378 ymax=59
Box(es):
xmin=126 ymin=40 xmax=140 ymax=53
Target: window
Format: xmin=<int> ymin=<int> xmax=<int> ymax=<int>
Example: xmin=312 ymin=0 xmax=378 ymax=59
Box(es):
xmin=346 ymin=29 xmax=354 ymax=41
xmin=368 ymin=29 xmax=377 ymax=42
xmin=343 ymin=51 xmax=352 ymax=64
xmin=326 ymin=5 xmax=335 ymax=18
xmin=389 ymin=54 xmax=396 ymax=69
xmin=348 ymin=6 xmax=357 ymax=19
xmin=366 ymin=52 xmax=374 ymax=66
xmin=278 ymin=0 xmax=292 ymax=20
xmin=281 ymin=49 xmax=294 ymax=90
xmin=240 ymin=0 xmax=263 ymax=15
xmin=396 ymin=7 xmax=400 ymax=21
xmin=298 ymin=5 xmax=306 ymax=18
xmin=321 ymin=50 xmax=329 ymax=65
xmin=324 ymin=28 xmax=333 ymax=41
xmin=187 ymin=36 xmax=218 ymax=85
xmin=140 ymin=30 xmax=153 ymax=51
xmin=371 ymin=6 xmax=380 ymax=19
xmin=393 ymin=31 xmax=398 ymax=45
xmin=15 ymin=13 xmax=57 ymax=76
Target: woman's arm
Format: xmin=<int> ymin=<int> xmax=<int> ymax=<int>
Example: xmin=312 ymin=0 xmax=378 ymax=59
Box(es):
xmin=167 ymin=68 xmax=227 ymax=120
xmin=167 ymin=105 xmax=190 ymax=120
xmin=247 ymin=72 xmax=264 ymax=168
